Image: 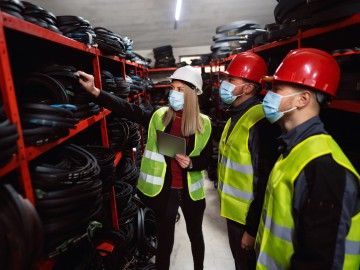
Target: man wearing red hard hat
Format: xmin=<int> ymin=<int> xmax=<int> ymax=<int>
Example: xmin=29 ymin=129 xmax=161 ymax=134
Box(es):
xmin=256 ymin=48 xmax=360 ymax=269
xmin=217 ymin=52 xmax=279 ymax=270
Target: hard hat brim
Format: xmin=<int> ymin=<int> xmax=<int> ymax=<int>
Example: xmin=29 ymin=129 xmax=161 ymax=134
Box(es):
xmin=261 ymin=76 xmax=274 ymax=83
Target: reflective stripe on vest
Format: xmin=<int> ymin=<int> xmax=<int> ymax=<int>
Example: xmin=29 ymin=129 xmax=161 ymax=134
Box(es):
xmin=263 ymin=215 xmax=293 ymax=242
xmin=258 ymin=251 xmax=284 ymax=270
xmin=220 ymin=156 xmax=254 ymax=175
xmin=139 ymin=172 xmax=163 ymax=185
xmin=256 ymin=134 xmax=360 ymax=270
xmin=189 ymin=178 xmax=205 ymax=193
xmin=346 ymin=239 xmax=360 ymax=255
xmin=218 ymin=104 xmax=264 ymax=224
xmin=218 ymin=181 xmax=254 ymax=201
xmin=137 ymin=107 xmax=212 ymax=200
xmin=143 ymin=149 xmax=165 ymax=163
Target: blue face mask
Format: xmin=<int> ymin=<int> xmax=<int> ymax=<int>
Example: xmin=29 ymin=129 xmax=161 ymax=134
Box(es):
xmin=262 ymin=91 xmax=301 ymax=123
xmin=168 ymin=90 xmax=184 ymax=111
xmin=219 ymin=80 xmax=245 ymax=104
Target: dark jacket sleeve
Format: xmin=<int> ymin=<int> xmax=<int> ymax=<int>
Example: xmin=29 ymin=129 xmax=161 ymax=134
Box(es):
xmin=96 ymin=90 xmax=154 ymax=127
xmin=188 ymin=131 xmax=214 ymax=172
xmin=245 ymin=119 xmax=280 ymax=237
xmin=291 ymin=155 xmax=360 ymax=270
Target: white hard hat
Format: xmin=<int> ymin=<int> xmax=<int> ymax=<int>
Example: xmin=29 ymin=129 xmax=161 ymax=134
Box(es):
xmin=169 ymin=65 xmax=203 ymax=95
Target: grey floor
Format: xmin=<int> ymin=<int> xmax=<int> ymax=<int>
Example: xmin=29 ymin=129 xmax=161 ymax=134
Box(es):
xmin=170 ymin=180 xmax=235 ymax=270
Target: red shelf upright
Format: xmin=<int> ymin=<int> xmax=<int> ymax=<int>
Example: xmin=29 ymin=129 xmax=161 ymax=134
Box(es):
xmin=114 ymin=152 xmax=123 ymax=167
xmin=93 ymin=54 xmax=120 ymax=231
xmin=0 ymin=11 xmax=152 ymax=270
xmin=0 ymin=14 xmax=34 ymax=202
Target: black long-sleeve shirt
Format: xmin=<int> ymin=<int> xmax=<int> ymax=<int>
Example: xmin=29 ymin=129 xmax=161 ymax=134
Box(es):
xmin=225 ymin=96 xmax=280 ymax=237
xmin=96 ymin=90 xmax=213 ymax=185
xmin=277 ymin=116 xmax=360 ymax=270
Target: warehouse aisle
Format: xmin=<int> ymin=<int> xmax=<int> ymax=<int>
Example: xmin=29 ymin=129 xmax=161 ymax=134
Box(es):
xmin=171 ymin=180 xmax=235 ymax=270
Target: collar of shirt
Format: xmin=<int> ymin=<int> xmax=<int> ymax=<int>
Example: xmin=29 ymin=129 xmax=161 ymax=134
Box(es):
xmin=175 ymin=110 xmax=183 ymax=118
xmin=278 ymin=116 xmax=327 ymax=156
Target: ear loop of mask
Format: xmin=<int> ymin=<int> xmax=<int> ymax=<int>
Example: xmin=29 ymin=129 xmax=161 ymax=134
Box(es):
xmin=234 ymin=83 xmax=249 ymax=98
xmin=278 ymin=91 xmax=305 ymax=114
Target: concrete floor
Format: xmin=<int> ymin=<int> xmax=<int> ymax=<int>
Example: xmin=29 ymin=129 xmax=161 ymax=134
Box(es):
xmin=170 ymin=180 xmax=235 ymax=270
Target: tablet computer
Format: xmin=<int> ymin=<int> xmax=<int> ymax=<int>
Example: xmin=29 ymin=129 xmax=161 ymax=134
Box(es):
xmin=156 ymin=130 xmax=186 ymax=158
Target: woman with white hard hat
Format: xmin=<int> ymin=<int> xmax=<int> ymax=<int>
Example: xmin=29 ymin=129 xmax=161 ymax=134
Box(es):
xmin=77 ymin=65 xmax=212 ymax=270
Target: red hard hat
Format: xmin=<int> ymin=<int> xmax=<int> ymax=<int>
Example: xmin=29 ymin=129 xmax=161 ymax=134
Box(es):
xmin=270 ymin=48 xmax=340 ymax=97
xmin=223 ymin=52 xmax=268 ymax=83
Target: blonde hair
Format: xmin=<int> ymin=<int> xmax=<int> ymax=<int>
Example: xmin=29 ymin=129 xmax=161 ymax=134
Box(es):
xmin=163 ymin=84 xmax=204 ymax=137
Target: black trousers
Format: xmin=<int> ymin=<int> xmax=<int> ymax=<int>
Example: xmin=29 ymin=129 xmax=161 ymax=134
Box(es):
xmin=227 ymin=219 xmax=256 ymax=270
xmin=139 ymin=188 xmax=206 ymax=270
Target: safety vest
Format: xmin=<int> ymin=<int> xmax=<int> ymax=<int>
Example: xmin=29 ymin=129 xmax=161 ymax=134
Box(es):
xmin=137 ymin=107 xmax=212 ymax=201
xmin=218 ymin=104 xmax=265 ymax=224
xmin=256 ymin=134 xmax=360 ymax=270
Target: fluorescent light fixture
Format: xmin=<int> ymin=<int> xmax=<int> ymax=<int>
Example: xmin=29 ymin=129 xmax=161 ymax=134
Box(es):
xmin=175 ymin=0 xmax=182 ymax=21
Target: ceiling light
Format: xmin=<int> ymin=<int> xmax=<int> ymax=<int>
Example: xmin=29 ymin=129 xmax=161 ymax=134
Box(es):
xmin=175 ymin=0 xmax=182 ymax=21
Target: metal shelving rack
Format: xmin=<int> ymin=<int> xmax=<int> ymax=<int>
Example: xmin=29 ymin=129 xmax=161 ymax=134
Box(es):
xmin=0 ymin=11 xmax=148 ymax=270
xmin=209 ymin=13 xmax=360 ymax=113
xmin=1 ymin=9 xmax=359 ymax=270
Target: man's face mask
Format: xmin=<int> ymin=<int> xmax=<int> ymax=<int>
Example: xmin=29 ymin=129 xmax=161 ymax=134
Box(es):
xmin=219 ymin=80 xmax=245 ymax=104
xmin=262 ymin=90 xmax=303 ymax=123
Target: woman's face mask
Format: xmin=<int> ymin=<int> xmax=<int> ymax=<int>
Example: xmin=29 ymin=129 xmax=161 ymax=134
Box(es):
xmin=262 ymin=90 xmax=303 ymax=123
xmin=168 ymin=89 xmax=184 ymax=111
xmin=219 ymin=80 xmax=245 ymax=104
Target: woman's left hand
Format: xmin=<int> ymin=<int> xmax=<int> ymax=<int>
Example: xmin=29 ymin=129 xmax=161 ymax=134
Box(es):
xmin=241 ymin=231 xmax=255 ymax=251
xmin=175 ymin=154 xmax=192 ymax=169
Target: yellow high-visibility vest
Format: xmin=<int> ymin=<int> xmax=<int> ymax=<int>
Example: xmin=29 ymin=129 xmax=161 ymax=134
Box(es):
xmin=256 ymin=134 xmax=360 ymax=270
xmin=218 ymin=104 xmax=265 ymax=224
xmin=137 ymin=107 xmax=212 ymax=200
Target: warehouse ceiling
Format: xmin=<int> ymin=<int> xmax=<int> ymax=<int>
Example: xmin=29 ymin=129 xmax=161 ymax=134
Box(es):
xmin=30 ymin=0 xmax=276 ymax=50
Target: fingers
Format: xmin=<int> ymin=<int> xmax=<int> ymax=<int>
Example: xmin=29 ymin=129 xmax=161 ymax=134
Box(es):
xmin=77 ymin=70 xmax=93 ymax=81
xmin=241 ymin=240 xmax=252 ymax=251
xmin=177 ymin=160 xmax=188 ymax=168
xmin=175 ymin=155 xmax=185 ymax=162
xmin=78 ymin=79 xmax=85 ymax=87
xmin=175 ymin=154 xmax=188 ymax=162
xmin=175 ymin=154 xmax=190 ymax=163
xmin=241 ymin=232 xmax=255 ymax=251
xmin=177 ymin=162 xmax=185 ymax=168
xmin=76 ymin=71 xmax=94 ymax=87
xmin=175 ymin=155 xmax=190 ymax=168
xmin=78 ymin=79 xmax=89 ymax=90
xmin=75 ymin=70 xmax=100 ymax=97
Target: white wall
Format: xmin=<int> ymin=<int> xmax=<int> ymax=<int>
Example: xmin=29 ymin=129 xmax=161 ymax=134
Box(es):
xmin=136 ymin=45 xmax=211 ymax=66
